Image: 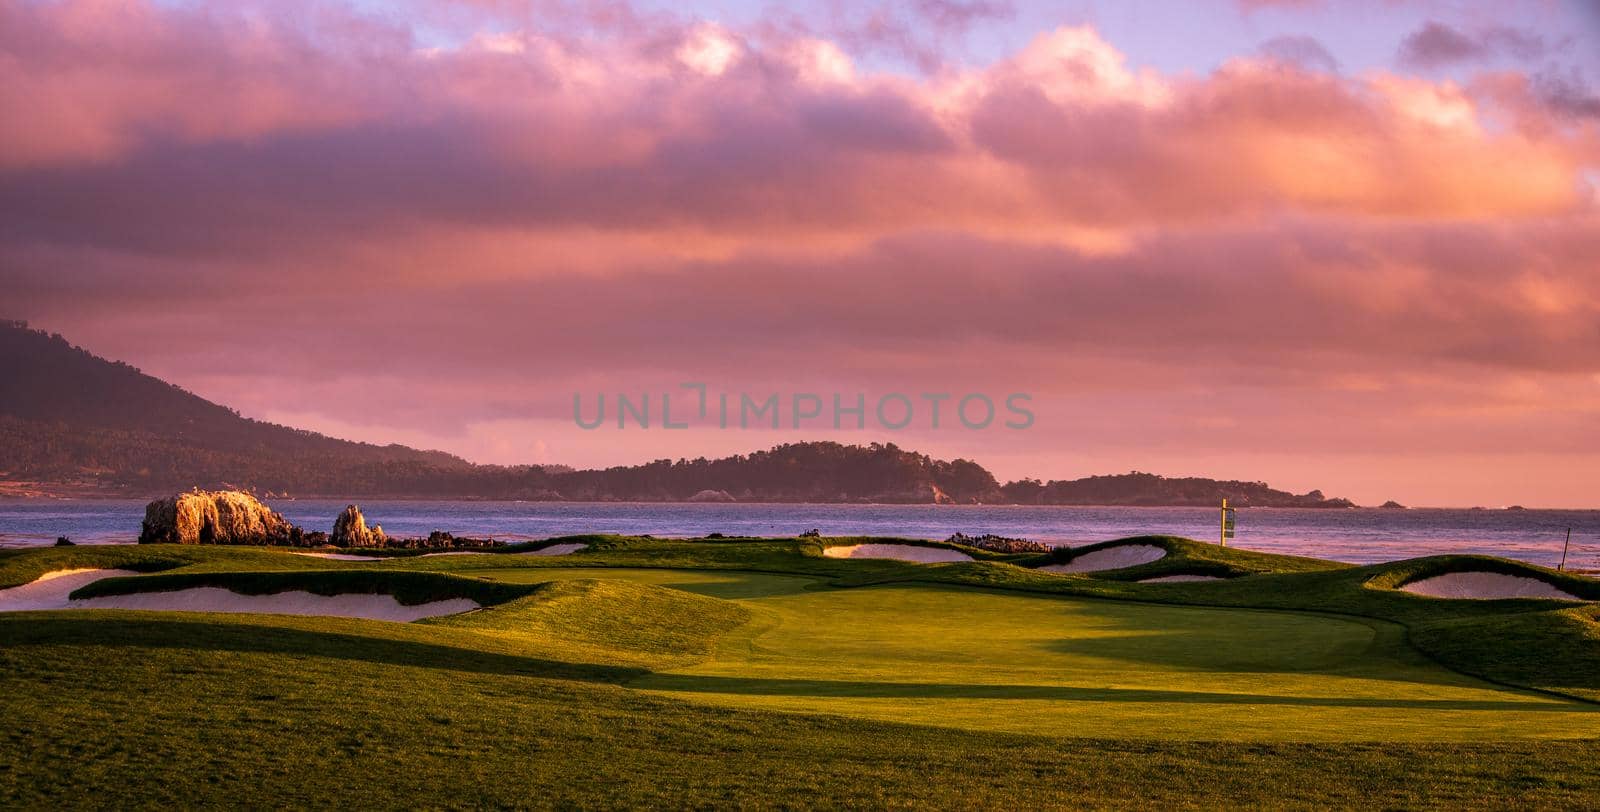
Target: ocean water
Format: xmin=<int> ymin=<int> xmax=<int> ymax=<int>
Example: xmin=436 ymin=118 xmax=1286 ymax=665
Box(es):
xmin=1 ymin=500 xmax=1596 ymax=568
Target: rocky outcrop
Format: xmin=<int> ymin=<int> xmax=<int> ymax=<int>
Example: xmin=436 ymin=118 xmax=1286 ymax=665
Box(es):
xmin=413 ymin=531 xmax=498 ymax=550
xmin=946 ymin=533 xmax=1051 ymax=554
xmin=331 ymin=504 xmax=386 ymax=547
xmin=139 ymin=490 xmax=298 ymax=545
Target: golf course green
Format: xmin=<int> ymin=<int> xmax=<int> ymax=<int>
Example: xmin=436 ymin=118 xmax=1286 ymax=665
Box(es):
xmin=2 ymin=535 xmax=1599 ymax=807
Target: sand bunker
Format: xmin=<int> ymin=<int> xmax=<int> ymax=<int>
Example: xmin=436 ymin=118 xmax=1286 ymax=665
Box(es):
xmin=1138 ymin=574 xmax=1224 ymax=583
xmin=72 ymin=589 xmax=480 ymax=621
xmin=1400 ymin=571 xmax=1587 ymax=602
xmin=1039 ymin=544 xmax=1167 ymax=573
xmin=417 ymin=551 xmax=492 ymax=558
xmin=519 ymin=543 xmax=587 ymax=556
xmin=822 ymin=544 xmax=973 ymax=563
xmin=0 ymin=568 xmax=477 ymax=620
xmin=0 ymin=569 xmax=142 ymax=612
xmin=290 ymin=552 xmax=382 ymax=562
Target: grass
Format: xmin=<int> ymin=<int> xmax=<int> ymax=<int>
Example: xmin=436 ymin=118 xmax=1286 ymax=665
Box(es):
xmin=3 ymin=536 xmax=1600 ymax=806
xmin=1030 ymin=535 xmax=1351 ymax=578
xmin=605 ymin=577 xmax=1597 ymax=741
xmin=429 ymin=578 xmax=754 ymax=667
xmin=6 ymin=611 xmax=1600 ymax=808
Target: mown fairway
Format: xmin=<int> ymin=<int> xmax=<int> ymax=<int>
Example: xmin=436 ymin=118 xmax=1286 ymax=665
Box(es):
xmin=470 ymin=568 xmax=1600 ymax=741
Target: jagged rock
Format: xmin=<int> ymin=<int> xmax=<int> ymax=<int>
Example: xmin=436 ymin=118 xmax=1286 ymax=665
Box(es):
xmin=687 ymin=489 xmax=736 ymax=503
xmin=139 ymin=490 xmax=298 ymax=545
xmin=331 ymin=504 xmax=384 ymax=547
xmin=946 ymin=532 xmax=1050 ymax=554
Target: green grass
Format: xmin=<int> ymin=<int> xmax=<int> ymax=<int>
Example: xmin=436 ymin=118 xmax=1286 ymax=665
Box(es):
xmin=3 ymin=537 xmax=1600 ymax=806
xmin=429 ymin=578 xmax=754 ymax=667
xmin=1029 ymin=535 xmax=1352 ymax=578
xmin=624 ymin=580 xmax=1600 ymax=741
xmin=6 ymin=611 xmax=1600 ymax=808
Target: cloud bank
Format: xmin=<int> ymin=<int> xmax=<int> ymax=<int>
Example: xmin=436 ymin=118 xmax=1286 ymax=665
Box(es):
xmin=2 ymin=0 xmax=1597 ymax=505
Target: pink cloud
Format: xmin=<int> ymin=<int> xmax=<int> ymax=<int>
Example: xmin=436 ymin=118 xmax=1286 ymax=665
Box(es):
xmin=1 ymin=0 xmax=1598 ymax=506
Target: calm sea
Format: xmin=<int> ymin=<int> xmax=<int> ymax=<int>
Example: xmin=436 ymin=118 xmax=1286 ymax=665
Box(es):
xmin=1 ymin=500 xmax=1596 ymax=568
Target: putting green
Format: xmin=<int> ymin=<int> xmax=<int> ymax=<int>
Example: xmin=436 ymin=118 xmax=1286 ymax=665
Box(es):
xmin=470 ymin=568 xmax=1600 ymax=742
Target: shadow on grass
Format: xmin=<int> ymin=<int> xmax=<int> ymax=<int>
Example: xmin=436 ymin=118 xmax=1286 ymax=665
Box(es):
xmin=635 ymin=673 xmax=1595 ymax=712
xmin=0 ymin=614 xmax=646 ymax=685
xmin=460 ymin=566 xmax=825 ymax=600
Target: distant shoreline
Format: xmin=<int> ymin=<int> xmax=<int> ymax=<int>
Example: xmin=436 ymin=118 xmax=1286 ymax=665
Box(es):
xmin=1 ymin=492 xmax=1595 ymax=511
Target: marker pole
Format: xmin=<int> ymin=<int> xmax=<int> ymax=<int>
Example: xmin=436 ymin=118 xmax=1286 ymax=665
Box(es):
xmin=1219 ymin=498 xmax=1228 ymax=547
xmin=1560 ymin=527 xmax=1572 ymax=572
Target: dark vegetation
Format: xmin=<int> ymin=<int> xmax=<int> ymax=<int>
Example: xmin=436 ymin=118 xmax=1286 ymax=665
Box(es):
xmin=999 ymin=472 xmax=1355 ymax=507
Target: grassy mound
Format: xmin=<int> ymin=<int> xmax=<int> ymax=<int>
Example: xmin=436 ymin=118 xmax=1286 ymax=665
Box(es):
xmin=1409 ymin=605 xmax=1600 ymax=703
xmin=433 ymin=578 xmax=752 ymax=667
xmin=1362 ymin=555 xmax=1600 ymax=601
xmin=1030 ymin=535 xmax=1350 ymax=578
xmin=0 ymin=544 xmax=392 ymax=588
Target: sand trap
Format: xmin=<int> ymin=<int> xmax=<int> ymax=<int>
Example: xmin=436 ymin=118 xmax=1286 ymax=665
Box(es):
xmin=72 ymin=588 xmax=480 ymax=621
xmin=0 ymin=569 xmax=142 ymax=612
xmin=290 ymin=552 xmax=382 ymax=562
xmin=1400 ymin=571 xmax=1586 ymax=602
xmin=417 ymin=551 xmax=492 ymax=558
xmin=1138 ymin=574 xmax=1225 ymax=583
xmin=822 ymin=544 xmax=973 ymax=563
xmin=519 ymin=543 xmax=587 ymax=556
xmin=1038 ymin=544 xmax=1167 ymax=573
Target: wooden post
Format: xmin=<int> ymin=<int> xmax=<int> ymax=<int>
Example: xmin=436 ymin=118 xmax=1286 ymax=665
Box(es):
xmin=1219 ymin=498 xmax=1228 ymax=547
xmin=1560 ymin=527 xmax=1572 ymax=572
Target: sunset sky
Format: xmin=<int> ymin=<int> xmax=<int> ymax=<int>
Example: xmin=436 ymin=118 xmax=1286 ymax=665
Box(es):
xmin=3 ymin=0 xmax=1598 ymax=507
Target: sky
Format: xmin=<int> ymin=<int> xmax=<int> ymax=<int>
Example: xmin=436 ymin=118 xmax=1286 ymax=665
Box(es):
xmin=2 ymin=0 xmax=1599 ymax=507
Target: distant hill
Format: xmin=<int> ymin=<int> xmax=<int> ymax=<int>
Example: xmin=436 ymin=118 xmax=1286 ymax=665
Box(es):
xmin=0 ymin=324 xmax=497 ymax=496
xmin=542 ymin=441 xmax=999 ymax=504
xmin=0 ymin=324 xmax=1359 ymax=506
xmin=998 ymin=472 xmax=1354 ymax=508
